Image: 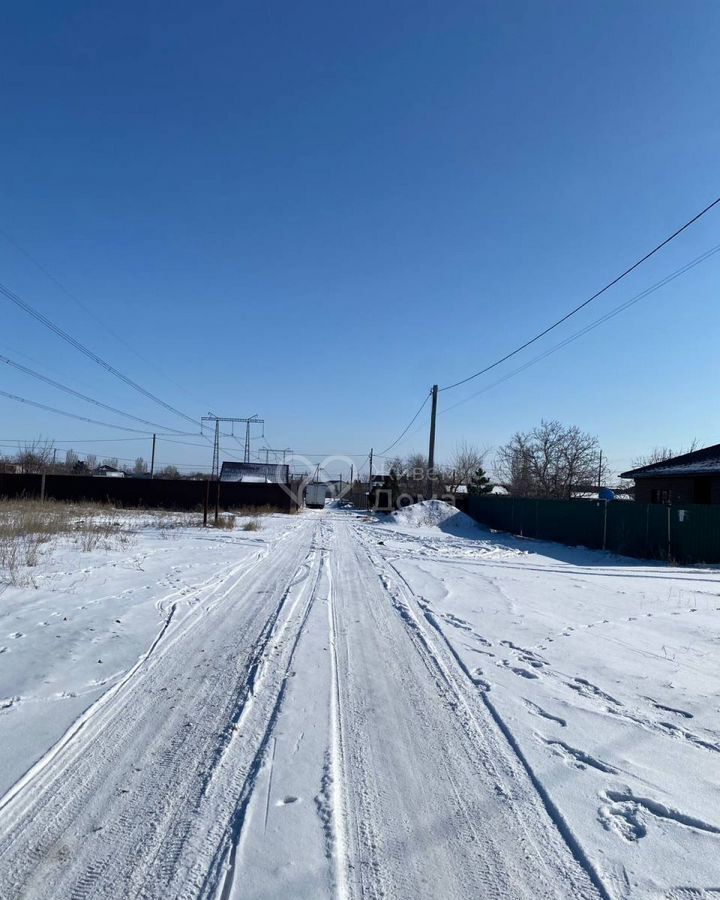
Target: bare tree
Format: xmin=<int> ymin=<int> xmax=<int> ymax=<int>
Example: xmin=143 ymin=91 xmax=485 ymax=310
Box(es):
xmin=385 ymin=452 xmax=431 ymax=497
xmin=156 ymin=465 xmax=180 ymax=479
xmin=496 ymin=420 xmax=606 ymax=499
xmin=64 ymin=449 xmax=79 ymax=471
xmin=631 ymin=439 xmax=698 ymax=470
xmin=15 ymin=439 xmax=55 ymax=473
xmin=445 ymin=441 xmax=489 ymax=492
xmin=133 ymin=457 xmax=148 ymax=475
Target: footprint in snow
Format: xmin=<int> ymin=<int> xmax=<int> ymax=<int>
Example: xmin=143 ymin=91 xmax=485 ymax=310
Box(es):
xmin=501 ymin=661 xmax=539 ymax=680
xmin=512 ymin=667 xmax=539 ymax=679
xmin=523 ymin=699 xmax=566 ymax=727
xmin=8 ymin=633 xmax=23 ymax=639
xmin=277 ymin=796 xmax=299 ymax=806
xmin=598 ymin=789 xmax=720 ymax=842
xmin=646 ymin=699 xmax=693 ymax=719
xmin=545 ymin=739 xmax=617 ymax=774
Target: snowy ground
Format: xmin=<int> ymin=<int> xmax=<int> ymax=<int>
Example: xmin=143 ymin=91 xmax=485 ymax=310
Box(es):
xmin=0 ymin=501 xmax=718 ymax=898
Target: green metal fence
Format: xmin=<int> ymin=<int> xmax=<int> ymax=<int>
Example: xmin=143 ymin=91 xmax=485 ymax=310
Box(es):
xmin=464 ymin=495 xmax=720 ymax=564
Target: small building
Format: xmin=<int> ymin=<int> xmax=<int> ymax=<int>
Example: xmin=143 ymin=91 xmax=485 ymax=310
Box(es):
xmin=94 ymin=465 xmax=125 ymax=478
xmin=326 ymin=479 xmax=348 ymax=498
xmin=621 ymin=444 xmax=720 ymax=505
xmin=219 ymin=461 xmax=290 ymax=484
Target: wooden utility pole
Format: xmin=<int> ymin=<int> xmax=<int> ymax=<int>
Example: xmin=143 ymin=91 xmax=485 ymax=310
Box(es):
xmin=597 ymin=449 xmax=603 ymax=494
xmin=368 ymin=449 xmax=373 ymax=510
xmin=150 ymin=433 xmax=157 ymax=479
xmin=427 ymin=384 xmax=438 ymax=498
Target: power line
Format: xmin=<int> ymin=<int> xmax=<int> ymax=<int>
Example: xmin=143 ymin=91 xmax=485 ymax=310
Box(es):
xmin=0 ymin=225 xmax=188 ymax=394
xmin=384 ymin=240 xmax=720 ymax=458
xmin=0 ymin=390 xmax=156 ymax=433
xmin=0 ymin=436 xmax=148 ymax=443
xmin=0 ymin=279 xmax=199 ymax=427
xmin=0 ymin=353 xmax=188 ymax=434
xmin=382 ymin=244 xmax=720 ymax=454
xmin=439 ymin=242 xmax=720 ymax=418
xmin=155 ymin=437 xmax=216 ymax=449
xmin=378 ymin=391 xmax=431 ymax=456
xmin=439 ymin=194 xmax=720 ymax=392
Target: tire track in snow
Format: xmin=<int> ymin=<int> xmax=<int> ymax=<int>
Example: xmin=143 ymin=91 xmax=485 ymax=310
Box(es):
xmin=0 ymin=519 xmax=318 ymax=900
xmin=333 ymin=516 xmax=602 ymax=900
xmin=0 ymin=540 xmax=273 ymax=821
xmin=189 ymin=523 xmax=335 ymax=900
xmin=354 ymin=522 xmax=610 ymax=900
xmin=325 ymin=529 xmax=350 ymax=900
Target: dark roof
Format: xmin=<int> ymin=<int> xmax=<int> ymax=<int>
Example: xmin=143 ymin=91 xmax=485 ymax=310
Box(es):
xmin=219 ymin=461 xmax=289 ymax=483
xmin=621 ymin=443 xmax=720 ymax=479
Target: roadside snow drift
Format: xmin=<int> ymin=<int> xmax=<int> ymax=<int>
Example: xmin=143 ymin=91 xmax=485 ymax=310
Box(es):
xmin=388 ymin=499 xmax=481 ymax=536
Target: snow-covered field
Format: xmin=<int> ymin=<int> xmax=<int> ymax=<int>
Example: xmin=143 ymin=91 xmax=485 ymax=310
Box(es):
xmin=0 ymin=501 xmax=718 ymax=898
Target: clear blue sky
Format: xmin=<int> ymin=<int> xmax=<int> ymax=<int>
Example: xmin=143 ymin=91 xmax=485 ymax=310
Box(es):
xmin=1 ymin=1 xmax=719 ymax=478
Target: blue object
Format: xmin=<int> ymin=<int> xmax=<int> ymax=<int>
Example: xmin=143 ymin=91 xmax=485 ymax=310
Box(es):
xmin=599 ymin=488 xmax=615 ymax=501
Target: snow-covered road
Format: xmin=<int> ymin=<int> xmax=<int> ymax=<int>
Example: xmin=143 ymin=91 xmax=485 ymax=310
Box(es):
xmin=1 ymin=504 xmax=718 ymax=898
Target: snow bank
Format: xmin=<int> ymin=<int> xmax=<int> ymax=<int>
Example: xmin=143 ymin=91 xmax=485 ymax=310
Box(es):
xmin=388 ymin=500 xmax=480 ymax=536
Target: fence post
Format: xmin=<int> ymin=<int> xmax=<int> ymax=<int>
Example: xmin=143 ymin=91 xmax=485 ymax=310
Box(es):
xmin=602 ymin=500 xmax=608 ymax=551
xmin=40 ymin=472 xmax=46 ymax=503
xmin=667 ymin=504 xmax=672 ymax=562
xmin=203 ymin=480 xmax=209 ymax=527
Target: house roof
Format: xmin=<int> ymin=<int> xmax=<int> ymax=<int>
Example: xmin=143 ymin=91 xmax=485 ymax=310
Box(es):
xmin=219 ymin=461 xmax=289 ymax=483
xmin=620 ymin=443 xmax=720 ymax=479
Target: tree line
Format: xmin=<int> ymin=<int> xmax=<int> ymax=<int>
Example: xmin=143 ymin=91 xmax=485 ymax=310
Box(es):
xmin=361 ymin=419 xmax=694 ymax=501
xmin=0 ymin=439 xmax=204 ymax=480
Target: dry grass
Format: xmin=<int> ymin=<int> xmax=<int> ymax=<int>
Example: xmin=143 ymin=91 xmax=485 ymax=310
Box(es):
xmin=231 ymin=505 xmax=296 ymax=517
xmin=0 ymin=500 xmax=133 ymax=585
xmin=212 ymin=514 xmax=236 ymax=530
xmin=0 ymin=498 xmax=291 ymax=584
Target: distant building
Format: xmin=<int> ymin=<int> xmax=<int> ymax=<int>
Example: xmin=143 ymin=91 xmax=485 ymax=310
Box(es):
xmin=489 ymin=484 xmax=509 ymax=495
xmin=219 ymin=461 xmax=290 ymax=484
xmin=94 ymin=465 xmax=125 ymax=478
xmin=448 ymin=483 xmax=507 ymax=495
xmin=621 ymin=444 xmax=720 ymax=504
xmin=326 ymin=479 xmax=349 ymax=498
